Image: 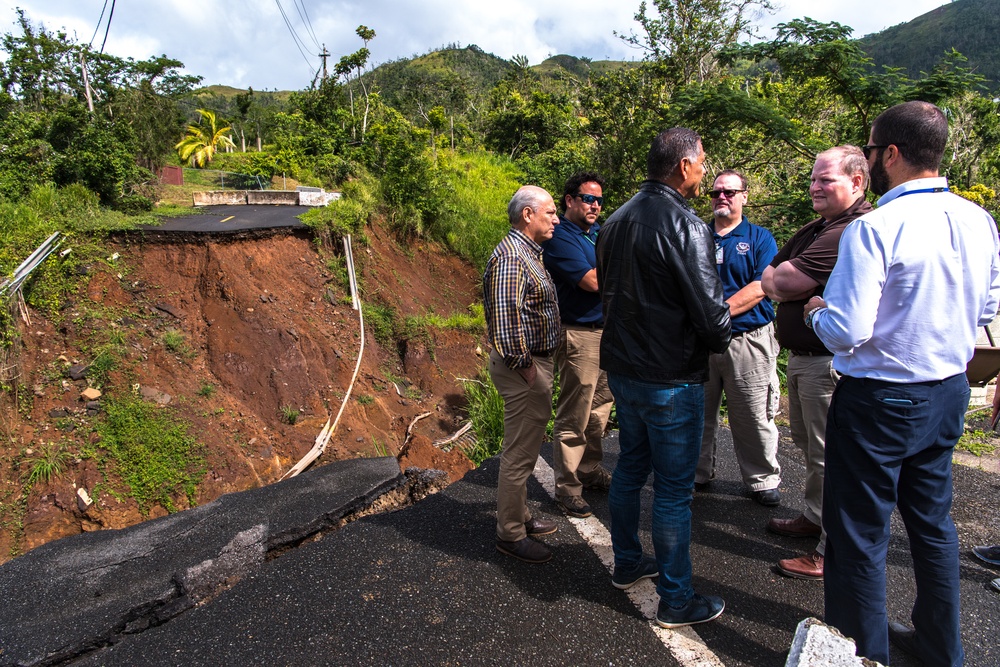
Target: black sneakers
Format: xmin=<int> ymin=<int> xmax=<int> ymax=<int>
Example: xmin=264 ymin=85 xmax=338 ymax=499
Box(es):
xmin=612 ymin=555 xmax=659 ymax=589
xmin=655 ymin=594 xmax=725 ymax=629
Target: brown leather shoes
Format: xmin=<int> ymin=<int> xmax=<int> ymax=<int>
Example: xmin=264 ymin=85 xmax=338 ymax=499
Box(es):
xmin=777 ymin=551 xmax=824 ymax=580
xmin=496 ymin=537 xmax=552 ymax=563
xmin=767 ymin=514 xmax=821 ymax=538
xmin=525 ymin=517 xmax=557 ymax=536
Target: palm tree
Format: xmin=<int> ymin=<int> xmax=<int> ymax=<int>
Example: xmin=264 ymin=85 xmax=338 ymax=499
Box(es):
xmin=175 ymin=109 xmax=236 ymax=168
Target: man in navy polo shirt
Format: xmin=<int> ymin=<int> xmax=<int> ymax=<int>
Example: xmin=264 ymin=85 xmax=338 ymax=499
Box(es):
xmin=695 ymin=170 xmax=782 ymax=505
xmin=543 ymin=171 xmax=615 ymax=519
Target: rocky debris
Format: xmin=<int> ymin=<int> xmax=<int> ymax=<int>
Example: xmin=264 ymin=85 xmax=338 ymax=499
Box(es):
xmin=49 ymin=407 xmax=70 ymax=418
xmin=76 ymin=487 xmax=93 ymax=511
xmin=80 ymin=387 xmax=102 ymax=401
xmin=67 ymin=364 xmax=89 ymax=381
xmin=153 ymin=302 xmax=183 ymax=319
xmin=139 ymin=386 xmax=172 ymax=405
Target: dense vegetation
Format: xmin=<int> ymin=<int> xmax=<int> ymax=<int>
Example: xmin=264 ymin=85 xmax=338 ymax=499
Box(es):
xmin=1 ymin=0 xmax=999 ymax=484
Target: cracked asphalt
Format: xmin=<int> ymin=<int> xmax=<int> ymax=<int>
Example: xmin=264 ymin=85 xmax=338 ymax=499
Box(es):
xmin=2 ymin=427 xmax=998 ymax=666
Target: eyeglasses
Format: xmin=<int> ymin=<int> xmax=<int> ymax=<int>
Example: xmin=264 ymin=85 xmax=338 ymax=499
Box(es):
xmin=861 ymin=143 xmax=905 ymax=159
xmin=707 ymin=189 xmax=746 ymax=199
xmin=574 ymin=193 xmax=604 ymax=206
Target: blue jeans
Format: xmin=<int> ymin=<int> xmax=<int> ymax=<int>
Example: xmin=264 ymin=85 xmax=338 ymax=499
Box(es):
xmin=608 ymin=373 xmax=705 ymax=606
xmin=824 ymin=374 xmax=968 ymax=666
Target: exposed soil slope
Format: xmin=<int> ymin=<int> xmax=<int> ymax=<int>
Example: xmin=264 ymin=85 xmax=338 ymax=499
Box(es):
xmin=0 ymin=221 xmax=485 ymax=562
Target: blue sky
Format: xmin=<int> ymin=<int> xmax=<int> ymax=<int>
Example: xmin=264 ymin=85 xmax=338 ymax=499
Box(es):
xmin=1 ymin=0 xmax=952 ymax=91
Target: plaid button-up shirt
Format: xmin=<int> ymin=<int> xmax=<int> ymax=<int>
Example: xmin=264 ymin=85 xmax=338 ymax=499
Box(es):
xmin=483 ymin=227 xmax=560 ymax=369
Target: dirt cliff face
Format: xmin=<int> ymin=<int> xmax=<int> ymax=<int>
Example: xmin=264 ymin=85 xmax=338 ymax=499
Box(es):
xmin=0 ymin=223 xmax=484 ymax=561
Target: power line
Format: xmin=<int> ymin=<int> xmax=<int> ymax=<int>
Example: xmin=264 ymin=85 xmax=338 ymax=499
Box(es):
xmin=274 ymin=0 xmax=315 ymax=73
xmin=293 ymin=0 xmax=320 ymax=50
xmin=99 ymin=0 xmax=117 ymax=53
xmin=89 ymin=0 xmax=110 ymax=47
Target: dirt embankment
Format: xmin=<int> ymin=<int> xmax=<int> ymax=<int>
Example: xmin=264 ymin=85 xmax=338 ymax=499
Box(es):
xmin=0 ymin=222 xmax=486 ymax=562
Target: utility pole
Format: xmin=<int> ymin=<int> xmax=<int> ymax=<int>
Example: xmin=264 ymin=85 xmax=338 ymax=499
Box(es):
xmin=319 ymin=44 xmax=330 ymax=80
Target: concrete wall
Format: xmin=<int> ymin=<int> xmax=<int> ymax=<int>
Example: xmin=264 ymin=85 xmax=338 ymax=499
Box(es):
xmin=298 ymin=191 xmax=342 ymax=207
xmin=192 ymin=189 xmax=343 ymax=208
xmin=193 ymin=191 xmax=248 ymax=206
xmin=248 ymin=190 xmax=300 ymax=205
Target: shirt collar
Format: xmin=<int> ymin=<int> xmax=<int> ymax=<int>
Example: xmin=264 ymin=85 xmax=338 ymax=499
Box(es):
xmin=712 ymin=215 xmax=749 ymax=239
xmin=558 ymin=215 xmax=600 ymax=238
xmin=877 ymin=177 xmax=949 ymax=207
xmin=510 ymin=227 xmax=543 ymax=254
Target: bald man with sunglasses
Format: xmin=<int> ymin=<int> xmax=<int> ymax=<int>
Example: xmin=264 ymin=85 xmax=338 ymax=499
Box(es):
xmin=695 ymin=170 xmax=782 ymax=506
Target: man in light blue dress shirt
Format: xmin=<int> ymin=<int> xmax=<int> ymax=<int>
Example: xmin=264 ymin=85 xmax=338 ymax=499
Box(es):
xmin=805 ymin=101 xmax=1000 ymax=666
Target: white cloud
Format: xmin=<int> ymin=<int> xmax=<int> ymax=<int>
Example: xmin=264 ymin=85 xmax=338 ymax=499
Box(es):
xmin=1 ymin=0 xmax=951 ymax=91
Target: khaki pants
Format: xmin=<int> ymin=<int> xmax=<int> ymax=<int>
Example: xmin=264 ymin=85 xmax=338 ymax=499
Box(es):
xmin=787 ymin=352 xmax=839 ymax=554
xmin=489 ymin=349 xmax=554 ymax=542
xmin=697 ymin=322 xmax=781 ymax=491
xmin=552 ymin=326 xmax=614 ymax=498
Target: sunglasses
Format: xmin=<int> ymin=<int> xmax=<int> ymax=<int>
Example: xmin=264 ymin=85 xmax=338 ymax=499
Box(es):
xmin=574 ymin=193 xmax=604 ymax=206
xmin=862 ymin=143 xmax=905 ymax=159
xmin=707 ymin=189 xmax=746 ymax=199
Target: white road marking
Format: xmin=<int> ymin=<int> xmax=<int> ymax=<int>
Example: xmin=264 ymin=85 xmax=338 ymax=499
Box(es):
xmin=533 ymin=456 xmax=726 ymax=667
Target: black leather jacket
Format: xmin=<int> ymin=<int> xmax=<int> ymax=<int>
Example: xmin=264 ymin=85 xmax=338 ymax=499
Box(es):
xmin=596 ymin=180 xmax=731 ymax=384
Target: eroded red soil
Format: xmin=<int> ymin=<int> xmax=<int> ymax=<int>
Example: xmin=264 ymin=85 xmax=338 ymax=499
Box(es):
xmin=0 ymin=221 xmax=484 ymax=561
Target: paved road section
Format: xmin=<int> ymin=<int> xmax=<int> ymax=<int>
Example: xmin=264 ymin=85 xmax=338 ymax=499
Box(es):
xmin=2 ymin=430 xmax=998 ymax=666
xmin=136 ymin=205 xmax=309 ymax=234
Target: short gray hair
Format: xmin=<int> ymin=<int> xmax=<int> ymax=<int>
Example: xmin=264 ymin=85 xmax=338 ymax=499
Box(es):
xmin=507 ymin=185 xmax=551 ymax=226
xmin=818 ymin=145 xmax=870 ymax=189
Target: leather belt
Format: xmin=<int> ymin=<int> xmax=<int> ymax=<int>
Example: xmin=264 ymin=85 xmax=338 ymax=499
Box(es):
xmin=789 ymin=350 xmax=832 ymax=357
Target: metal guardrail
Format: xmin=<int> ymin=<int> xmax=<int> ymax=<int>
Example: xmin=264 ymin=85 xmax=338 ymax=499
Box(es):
xmin=182 ymin=168 xmax=268 ymax=191
xmin=0 ymin=232 xmax=62 ymax=300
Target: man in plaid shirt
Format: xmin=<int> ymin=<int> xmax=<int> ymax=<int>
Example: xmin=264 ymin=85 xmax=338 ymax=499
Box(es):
xmin=484 ymin=185 xmax=561 ymax=564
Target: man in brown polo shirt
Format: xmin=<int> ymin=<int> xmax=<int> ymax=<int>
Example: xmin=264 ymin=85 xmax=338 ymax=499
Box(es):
xmin=760 ymin=146 xmax=872 ymax=580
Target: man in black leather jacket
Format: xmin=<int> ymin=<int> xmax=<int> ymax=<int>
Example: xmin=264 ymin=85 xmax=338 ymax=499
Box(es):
xmin=595 ymin=127 xmax=732 ymax=629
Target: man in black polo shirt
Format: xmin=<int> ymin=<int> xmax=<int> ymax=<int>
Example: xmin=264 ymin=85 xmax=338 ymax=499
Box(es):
xmin=761 ymin=146 xmax=872 ymax=580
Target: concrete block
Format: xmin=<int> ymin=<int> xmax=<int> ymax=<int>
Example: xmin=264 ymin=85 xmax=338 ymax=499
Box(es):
xmin=193 ymin=191 xmax=248 ymax=206
xmin=298 ymin=190 xmax=342 ymax=207
xmin=247 ymin=190 xmax=299 ymax=205
xmin=785 ymin=617 xmax=882 ymax=667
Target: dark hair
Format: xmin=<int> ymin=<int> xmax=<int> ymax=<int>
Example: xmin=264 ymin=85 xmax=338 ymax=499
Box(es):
xmin=560 ymin=171 xmax=606 ymax=212
xmin=713 ymin=169 xmax=748 ymax=191
xmin=871 ymin=101 xmax=948 ymax=172
xmin=647 ymin=128 xmax=702 ymax=182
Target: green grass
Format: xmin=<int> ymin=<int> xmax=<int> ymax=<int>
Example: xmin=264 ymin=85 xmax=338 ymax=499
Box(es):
xmin=279 ymin=404 xmax=300 ymax=424
xmin=92 ymin=395 xmax=205 ymax=515
xmin=429 ymin=151 xmax=524 ymax=270
xmin=162 ymin=329 xmax=188 ymax=355
xmin=22 ymin=441 xmax=71 ymax=485
xmin=461 ymin=369 xmax=506 ymax=465
xmin=357 ymin=394 xmax=374 ymax=406
xmin=957 ymin=427 xmax=997 ymax=457
xmin=197 ymin=383 xmax=216 ymax=398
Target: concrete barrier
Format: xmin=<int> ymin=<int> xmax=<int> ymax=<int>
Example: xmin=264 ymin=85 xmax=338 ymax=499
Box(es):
xmin=785 ymin=618 xmax=881 ymax=667
xmin=298 ymin=190 xmax=342 ymax=207
xmin=248 ymin=190 xmax=299 ymax=205
xmin=193 ymin=191 xmax=248 ymax=206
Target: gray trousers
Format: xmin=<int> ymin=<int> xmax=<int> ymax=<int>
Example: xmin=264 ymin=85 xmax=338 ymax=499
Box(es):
xmin=697 ymin=322 xmax=781 ymax=491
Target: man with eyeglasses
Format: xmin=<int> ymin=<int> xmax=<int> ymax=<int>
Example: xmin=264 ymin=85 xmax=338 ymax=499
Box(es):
xmin=806 ymin=101 xmax=1000 ymax=666
xmin=696 ymin=170 xmax=781 ymax=507
xmin=597 ymin=128 xmax=731 ymax=628
xmin=543 ymin=172 xmax=615 ymax=520
xmin=761 ymin=146 xmax=872 ymax=581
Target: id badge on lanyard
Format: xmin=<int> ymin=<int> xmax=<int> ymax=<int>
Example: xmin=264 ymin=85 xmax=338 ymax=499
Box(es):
xmin=715 ymin=242 xmax=723 ymax=265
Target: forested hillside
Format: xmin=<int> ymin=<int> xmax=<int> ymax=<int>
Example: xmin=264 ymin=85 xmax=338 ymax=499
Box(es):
xmin=860 ymin=0 xmax=1000 ymax=90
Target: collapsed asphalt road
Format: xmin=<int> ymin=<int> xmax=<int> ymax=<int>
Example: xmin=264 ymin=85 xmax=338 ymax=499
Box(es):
xmin=2 ymin=428 xmax=998 ymax=666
